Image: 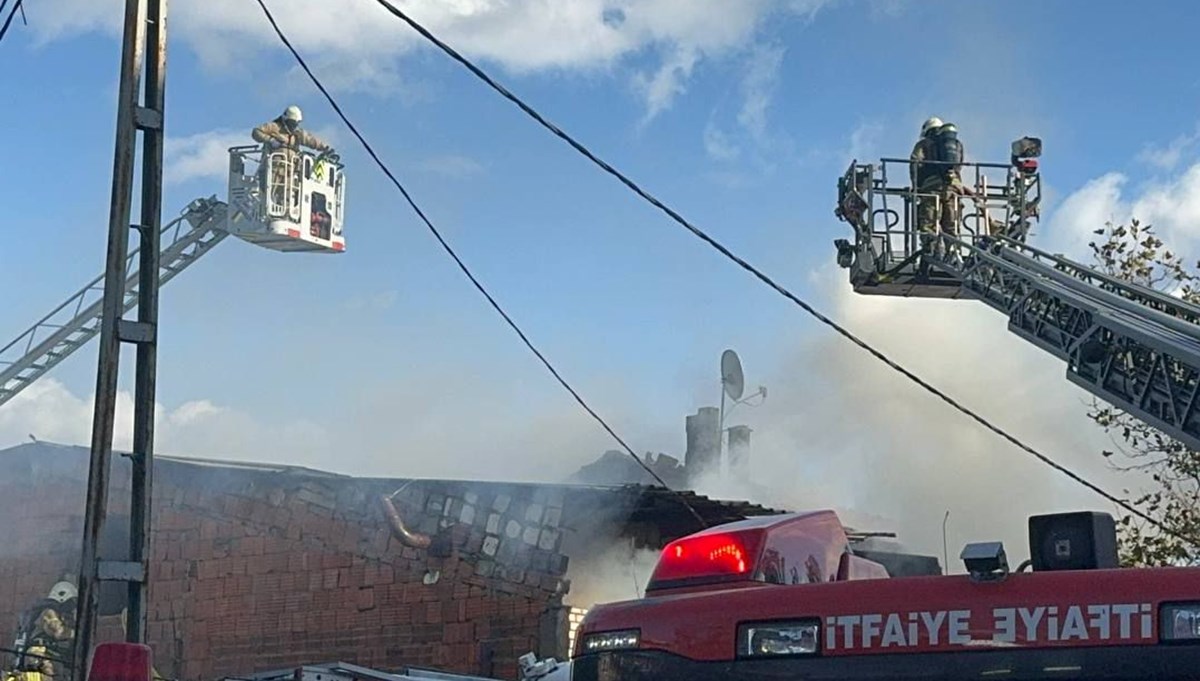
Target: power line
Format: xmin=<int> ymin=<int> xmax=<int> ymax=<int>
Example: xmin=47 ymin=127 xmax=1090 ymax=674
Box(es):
xmin=251 ymin=0 xmax=707 ymax=531
xmin=0 ymin=0 xmax=25 ymax=46
xmin=365 ymin=0 xmax=1198 ymax=547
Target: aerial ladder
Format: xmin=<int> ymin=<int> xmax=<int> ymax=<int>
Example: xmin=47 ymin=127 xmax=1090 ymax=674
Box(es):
xmin=0 ymin=144 xmax=348 ymax=410
xmin=833 ymin=137 xmax=1200 ymax=452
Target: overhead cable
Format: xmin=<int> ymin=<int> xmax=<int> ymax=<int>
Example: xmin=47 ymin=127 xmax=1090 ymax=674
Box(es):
xmin=367 ymin=0 xmax=1197 ymax=546
xmin=0 ymin=0 xmax=26 ymax=46
xmin=252 ymin=0 xmax=708 ymax=530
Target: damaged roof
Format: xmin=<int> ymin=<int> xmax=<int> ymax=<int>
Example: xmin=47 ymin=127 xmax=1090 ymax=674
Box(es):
xmin=0 ymin=442 xmax=786 ymax=545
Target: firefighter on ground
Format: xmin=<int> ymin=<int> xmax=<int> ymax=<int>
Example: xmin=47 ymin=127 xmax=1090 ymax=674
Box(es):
xmin=251 ymin=106 xmax=336 ymax=212
xmin=5 ymin=581 xmax=78 ymax=680
xmin=910 ymin=116 xmax=967 ymax=255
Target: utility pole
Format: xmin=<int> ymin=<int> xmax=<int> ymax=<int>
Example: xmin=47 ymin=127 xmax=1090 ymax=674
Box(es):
xmin=73 ymin=0 xmax=167 ymax=677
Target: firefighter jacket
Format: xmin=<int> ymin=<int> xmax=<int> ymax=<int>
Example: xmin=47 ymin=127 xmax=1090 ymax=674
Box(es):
xmin=252 ymin=118 xmax=332 ymax=153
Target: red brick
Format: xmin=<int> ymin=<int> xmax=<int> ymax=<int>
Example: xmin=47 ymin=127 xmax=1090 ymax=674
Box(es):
xmin=322 ymin=568 xmax=339 ymax=590
xmin=356 ymin=587 xmax=375 ymax=611
xmin=236 ymin=535 xmax=266 ymax=556
xmin=377 ymin=564 xmax=396 ymax=585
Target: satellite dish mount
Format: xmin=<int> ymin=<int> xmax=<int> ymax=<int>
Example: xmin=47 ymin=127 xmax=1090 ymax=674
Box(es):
xmin=717 ymin=349 xmax=766 ymax=474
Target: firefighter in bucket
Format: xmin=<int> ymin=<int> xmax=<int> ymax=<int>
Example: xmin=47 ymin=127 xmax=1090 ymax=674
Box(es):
xmin=910 ymin=117 xmax=970 ymax=257
xmin=251 ymin=105 xmax=337 ymax=216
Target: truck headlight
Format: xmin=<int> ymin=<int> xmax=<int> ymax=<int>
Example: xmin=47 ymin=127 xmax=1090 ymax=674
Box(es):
xmin=1162 ymin=603 xmax=1200 ymax=641
xmin=738 ymin=619 xmax=820 ymax=657
xmin=581 ymin=629 xmax=640 ymax=653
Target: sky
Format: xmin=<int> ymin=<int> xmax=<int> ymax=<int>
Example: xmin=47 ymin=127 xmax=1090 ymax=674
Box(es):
xmin=4 ymin=0 xmax=1200 ymax=564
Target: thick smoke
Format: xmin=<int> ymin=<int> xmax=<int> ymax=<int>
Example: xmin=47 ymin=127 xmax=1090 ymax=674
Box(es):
xmin=687 ymin=266 xmax=1146 ymax=569
xmin=564 ymin=539 xmax=660 ymax=607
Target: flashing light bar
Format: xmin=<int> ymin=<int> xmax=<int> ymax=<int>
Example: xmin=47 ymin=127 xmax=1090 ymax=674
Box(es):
xmin=648 ymin=531 xmax=765 ymax=588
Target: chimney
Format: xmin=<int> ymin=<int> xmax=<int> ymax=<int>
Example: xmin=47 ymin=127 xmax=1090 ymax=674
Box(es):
xmin=685 ymin=407 xmax=720 ymax=481
xmin=727 ymin=425 xmax=752 ymax=476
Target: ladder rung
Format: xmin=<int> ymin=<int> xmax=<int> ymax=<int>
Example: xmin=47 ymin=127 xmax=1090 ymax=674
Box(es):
xmin=97 ymin=560 xmax=145 ymax=583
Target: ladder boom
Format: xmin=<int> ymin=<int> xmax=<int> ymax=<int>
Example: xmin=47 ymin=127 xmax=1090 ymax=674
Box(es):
xmin=834 ymin=150 xmax=1200 ymax=451
xmin=0 ymin=197 xmax=228 ymax=408
xmin=994 ymin=236 xmax=1200 ymax=329
xmin=940 ymin=240 xmax=1200 ymax=451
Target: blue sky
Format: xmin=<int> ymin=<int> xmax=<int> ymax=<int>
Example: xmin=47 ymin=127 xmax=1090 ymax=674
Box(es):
xmin=5 ymin=0 xmax=1200 ymax=557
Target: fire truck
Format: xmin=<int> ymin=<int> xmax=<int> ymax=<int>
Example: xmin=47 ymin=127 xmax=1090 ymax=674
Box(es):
xmin=572 ymin=509 xmax=1200 ymax=680
xmin=571 ymin=140 xmax=1200 ymax=680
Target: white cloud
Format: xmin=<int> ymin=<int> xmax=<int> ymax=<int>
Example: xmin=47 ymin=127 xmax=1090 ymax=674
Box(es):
xmin=702 ymin=120 xmax=740 ymax=161
xmin=697 ymin=43 xmax=789 ymax=163
xmin=736 ymin=43 xmax=785 ymax=144
xmin=1044 ymin=172 xmax=1127 ymax=257
xmin=1046 ymin=160 xmax=1200 ymax=259
xmin=0 ymin=370 xmax=634 ymax=484
xmin=1137 ymin=124 xmax=1200 ymax=172
xmin=164 ymin=129 xmax=250 ymax=185
xmin=847 ymin=120 xmax=884 ymax=163
xmin=0 ymin=378 xmax=337 ymax=469
xmin=163 ymin=124 xmax=339 ymax=185
xmin=633 ymin=45 xmax=702 ymax=124
xmin=417 ymin=154 xmax=485 ymax=179
xmin=29 ymin=0 xmax=831 ymax=117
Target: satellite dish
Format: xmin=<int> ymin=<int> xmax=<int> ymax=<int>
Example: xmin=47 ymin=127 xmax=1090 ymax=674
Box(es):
xmin=721 ymin=349 xmax=745 ymax=401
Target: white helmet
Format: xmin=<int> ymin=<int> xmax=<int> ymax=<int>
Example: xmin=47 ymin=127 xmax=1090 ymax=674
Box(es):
xmin=48 ymin=581 xmax=77 ymax=603
xmin=921 ymin=116 xmax=944 ymax=136
xmin=283 ymin=105 xmax=303 ymax=124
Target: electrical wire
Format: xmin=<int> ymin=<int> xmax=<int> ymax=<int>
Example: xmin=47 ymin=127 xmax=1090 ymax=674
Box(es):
xmin=0 ymin=0 xmax=24 ymax=46
xmin=251 ymin=0 xmax=707 ymax=531
xmin=365 ymin=0 xmax=1198 ymax=547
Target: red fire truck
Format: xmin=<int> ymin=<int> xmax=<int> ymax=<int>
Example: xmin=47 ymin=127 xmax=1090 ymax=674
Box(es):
xmin=572 ymin=510 xmax=1200 ymax=680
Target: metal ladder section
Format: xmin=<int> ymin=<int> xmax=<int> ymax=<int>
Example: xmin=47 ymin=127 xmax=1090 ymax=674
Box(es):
xmin=934 ymin=237 xmax=1200 ymax=451
xmin=0 ymin=197 xmax=229 ymax=409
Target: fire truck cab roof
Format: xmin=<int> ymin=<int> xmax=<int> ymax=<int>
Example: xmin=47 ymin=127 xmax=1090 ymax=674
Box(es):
xmin=572 ymin=509 xmax=1200 ymax=681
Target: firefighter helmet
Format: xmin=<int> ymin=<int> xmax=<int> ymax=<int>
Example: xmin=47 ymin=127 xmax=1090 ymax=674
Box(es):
xmin=921 ymin=116 xmax=944 ymax=136
xmin=284 ymin=105 xmax=303 ymax=124
xmin=47 ymin=582 xmax=76 ymax=603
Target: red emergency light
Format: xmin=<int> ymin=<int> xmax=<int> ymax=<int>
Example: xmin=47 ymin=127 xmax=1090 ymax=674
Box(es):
xmin=644 ymin=511 xmax=897 ymax=595
xmin=652 ymin=531 xmax=763 ymax=586
xmin=87 ymin=642 xmax=152 ymax=681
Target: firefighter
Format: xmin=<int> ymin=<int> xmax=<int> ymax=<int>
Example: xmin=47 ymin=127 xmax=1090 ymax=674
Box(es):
xmin=252 ymin=105 xmax=333 ymax=154
xmin=8 ymin=582 xmax=77 ymax=679
xmin=911 ymin=117 xmax=966 ymax=256
xmin=251 ymin=106 xmax=335 ymax=215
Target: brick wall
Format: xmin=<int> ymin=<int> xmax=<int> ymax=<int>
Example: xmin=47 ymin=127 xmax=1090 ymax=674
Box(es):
xmin=0 ymin=447 xmax=577 ymax=681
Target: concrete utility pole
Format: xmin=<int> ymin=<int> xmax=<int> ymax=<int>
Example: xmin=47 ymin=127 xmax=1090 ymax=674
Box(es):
xmin=74 ymin=0 xmax=168 ymax=678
